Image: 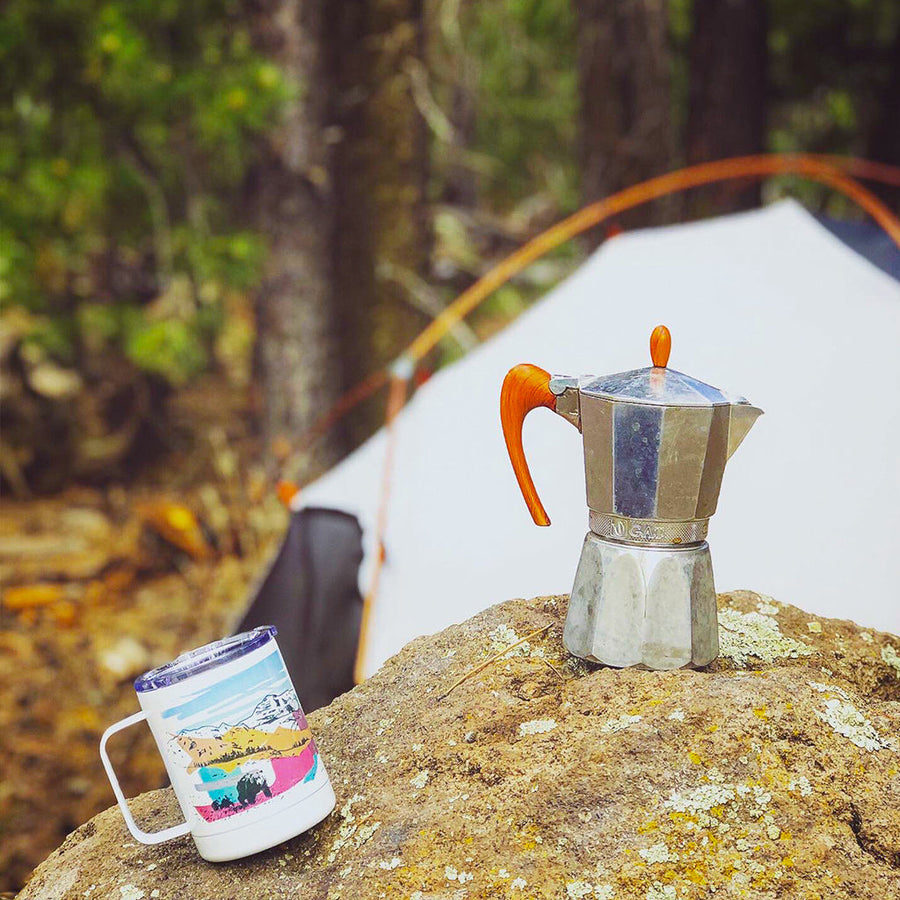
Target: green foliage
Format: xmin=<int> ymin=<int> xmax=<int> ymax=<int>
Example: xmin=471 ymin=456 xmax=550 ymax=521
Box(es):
xmin=667 ymin=0 xmax=692 ymax=145
xmin=0 ymin=0 xmax=288 ymax=384
xmin=470 ymin=0 xmax=578 ymax=209
xmin=430 ymin=0 xmax=579 ymax=213
xmin=123 ymin=315 xmax=207 ymax=385
xmin=767 ymin=0 xmax=900 ymax=212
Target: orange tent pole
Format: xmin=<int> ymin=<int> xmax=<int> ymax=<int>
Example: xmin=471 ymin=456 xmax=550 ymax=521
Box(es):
xmin=292 ymin=154 xmax=900 ymax=466
xmin=828 ymin=156 xmax=900 ymax=187
xmin=403 ymin=154 xmax=900 ymax=365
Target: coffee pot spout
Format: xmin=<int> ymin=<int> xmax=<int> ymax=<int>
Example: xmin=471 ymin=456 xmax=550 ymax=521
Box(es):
xmin=727 ymin=402 xmax=763 ymax=460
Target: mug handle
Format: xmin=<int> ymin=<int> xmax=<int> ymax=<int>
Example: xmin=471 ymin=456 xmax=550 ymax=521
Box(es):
xmin=99 ymin=710 xmax=191 ymax=845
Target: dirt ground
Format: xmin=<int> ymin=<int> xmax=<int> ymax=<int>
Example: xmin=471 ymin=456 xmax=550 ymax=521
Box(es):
xmin=0 ymin=381 xmax=295 ymax=893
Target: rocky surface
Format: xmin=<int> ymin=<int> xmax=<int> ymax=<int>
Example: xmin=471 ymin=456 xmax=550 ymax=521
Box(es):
xmin=18 ymin=591 xmax=900 ymax=900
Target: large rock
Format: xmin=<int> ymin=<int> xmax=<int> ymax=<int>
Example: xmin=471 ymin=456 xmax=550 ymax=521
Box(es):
xmin=18 ymin=592 xmax=900 ymax=900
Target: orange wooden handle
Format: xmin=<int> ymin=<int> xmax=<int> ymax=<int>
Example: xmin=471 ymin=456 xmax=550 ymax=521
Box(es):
xmin=500 ymin=364 xmax=557 ymax=526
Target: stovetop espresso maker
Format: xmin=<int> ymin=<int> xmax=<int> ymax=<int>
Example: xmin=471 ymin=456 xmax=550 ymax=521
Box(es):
xmin=500 ymin=326 xmax=762 ymax=670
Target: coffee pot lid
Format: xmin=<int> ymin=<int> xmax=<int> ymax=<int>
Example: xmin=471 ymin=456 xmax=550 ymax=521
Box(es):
xmin=579 ymin=325 xmax=748 ymax=407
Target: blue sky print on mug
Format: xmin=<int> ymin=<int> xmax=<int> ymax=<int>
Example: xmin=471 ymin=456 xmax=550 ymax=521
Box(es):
xmin=162 ymin=649 xmax=292 ymax=733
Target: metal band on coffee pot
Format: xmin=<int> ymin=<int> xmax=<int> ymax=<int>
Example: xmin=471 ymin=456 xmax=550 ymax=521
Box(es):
xmin=589 ymin=511 xmax=709 ymax=546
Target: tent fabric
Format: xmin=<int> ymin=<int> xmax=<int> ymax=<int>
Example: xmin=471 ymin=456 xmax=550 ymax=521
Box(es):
xmin=239 ymin=507 xmax=363 ymax=710
xmin=296 ymin=199 xmax=900 ymax=679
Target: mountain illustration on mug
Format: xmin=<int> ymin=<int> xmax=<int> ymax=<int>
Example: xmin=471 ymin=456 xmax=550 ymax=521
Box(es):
xmin=163 ymin=651 xmax=320 ymax=822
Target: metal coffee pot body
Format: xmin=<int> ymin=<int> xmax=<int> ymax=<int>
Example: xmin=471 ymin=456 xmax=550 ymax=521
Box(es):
xmin=500 ymin=326 xmax=762 ymax=670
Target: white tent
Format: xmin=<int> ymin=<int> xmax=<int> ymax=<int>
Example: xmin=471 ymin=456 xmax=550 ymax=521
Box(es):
xmin=298 ymin=200 xmax=900 ymax=677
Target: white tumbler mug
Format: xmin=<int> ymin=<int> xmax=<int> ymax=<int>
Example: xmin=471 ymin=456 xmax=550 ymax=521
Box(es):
xmin=99 ymin=626 xmax=336 ymax=861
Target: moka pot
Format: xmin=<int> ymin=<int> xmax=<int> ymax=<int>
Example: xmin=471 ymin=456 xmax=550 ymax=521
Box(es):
xmin=500 ymin=325 xmax=762 ymax=670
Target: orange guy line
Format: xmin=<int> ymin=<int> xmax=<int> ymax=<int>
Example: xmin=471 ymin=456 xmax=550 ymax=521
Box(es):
xmin=352 ymin=371 xmax=411 ymax=682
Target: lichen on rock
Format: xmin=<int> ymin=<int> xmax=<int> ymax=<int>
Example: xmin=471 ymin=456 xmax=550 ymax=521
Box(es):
xmin=814 ymin=697 xmax=897 ymax=752
xmin=16 ymin=591 xmax=900 ymax=900
xmin=638 ymin=843 xmax=675 ymax=864
xmin=717 ymin=606 xmax=813 ymax=666
xmin=599 ymin=713 xmax=642 ymax=734
xmin=518 ymin=717 xmax=557 ymax=736
xmin=882 ymin=643 xmax=900 ymax=679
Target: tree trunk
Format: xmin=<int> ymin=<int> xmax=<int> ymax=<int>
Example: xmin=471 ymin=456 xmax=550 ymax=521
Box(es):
xmin=864 ymin=27 xmax=900 ymax=210
xmin=250 ymin=0 xmax=430 ymax=457
xmin=327 ymin=0 xmax=431 ymax=440
xmin=575 ymin=0 xmax=677 ymax=243
xmin=686 ymin=0 xmax=768 ymax=215
xmin=249 ymin=0 xmax=346 ymax=463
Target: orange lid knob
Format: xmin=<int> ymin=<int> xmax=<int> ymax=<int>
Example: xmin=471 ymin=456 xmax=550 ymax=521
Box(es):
xmin=650 ymin=325 xmax=671 ymax=368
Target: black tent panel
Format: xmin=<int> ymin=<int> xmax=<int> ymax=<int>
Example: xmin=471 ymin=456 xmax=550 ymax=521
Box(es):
xmin=818 ymin=215 xmax=900 ymax=282
xmin=238 ymin=506 xmax=364 ymax=712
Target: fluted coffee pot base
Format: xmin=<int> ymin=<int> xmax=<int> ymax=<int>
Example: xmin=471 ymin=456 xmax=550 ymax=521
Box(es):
xmin=562 ymin=533 xmax=719 ymax=671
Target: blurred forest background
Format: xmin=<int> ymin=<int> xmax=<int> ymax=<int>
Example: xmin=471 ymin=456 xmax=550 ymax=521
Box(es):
xmin=1 ymin=0 xmax=898 ymax=891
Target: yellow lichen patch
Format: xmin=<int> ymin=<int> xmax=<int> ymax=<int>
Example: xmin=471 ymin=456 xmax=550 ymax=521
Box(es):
xmin=752 ymin=707 xmax=768 ymax=720
xmin=684 ymin=867 xmax=707 ymax=885
xmin=667 ymin=812 xmax=698 ymax=825
xmin=781 ymin=856 xmax=795 ymax=867
xmin=688 ymin=751 xmax=703 ymax=765
xmin=516 ymin=823 xmax=544 ymax=853
xmin=637 ymin=819 xmax=659 ymax=834
xmin=707 ymin=724 xmax=719 ymax=733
